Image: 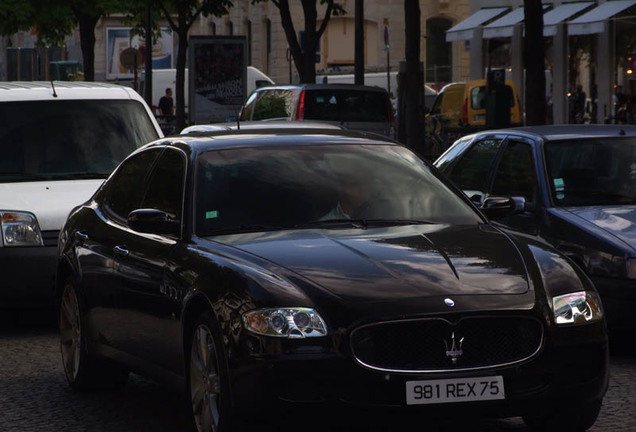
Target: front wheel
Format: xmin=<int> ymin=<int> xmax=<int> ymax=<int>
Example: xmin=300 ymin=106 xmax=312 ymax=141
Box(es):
xmin=58 ymin=277 xmax=128 ymax=391
xmin=188 ymin=311 xmax=234 ymax=432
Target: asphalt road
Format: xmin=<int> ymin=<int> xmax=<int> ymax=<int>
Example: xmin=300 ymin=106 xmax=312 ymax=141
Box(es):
xmin=0 ymin=310 xmax=633 ymax=432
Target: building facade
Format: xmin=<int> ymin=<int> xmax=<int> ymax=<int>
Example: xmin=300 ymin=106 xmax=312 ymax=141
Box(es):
xmin=0 ymin=1 xmax=470 ymax=91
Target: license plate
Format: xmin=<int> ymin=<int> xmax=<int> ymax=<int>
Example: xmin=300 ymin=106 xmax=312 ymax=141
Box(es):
xmin=406 ymin=376 xmax=505 ymax=405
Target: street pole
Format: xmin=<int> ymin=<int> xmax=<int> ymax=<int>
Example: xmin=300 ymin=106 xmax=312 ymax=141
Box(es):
xmin=355 ymin=0 xmax=364 ymax=85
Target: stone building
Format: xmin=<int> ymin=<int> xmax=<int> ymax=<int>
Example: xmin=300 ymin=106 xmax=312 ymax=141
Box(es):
xmin=0 ymin=0 xmax=471 ymax=90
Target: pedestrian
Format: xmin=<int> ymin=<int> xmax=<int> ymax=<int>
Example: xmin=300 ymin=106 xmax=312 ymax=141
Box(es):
xmin=613 ymin=85 xmax=627 ymax=123
xmin=573 ymin=84 xmax=586 ymax=124
xmin=158 ymin=87 xmax=174 ymax=119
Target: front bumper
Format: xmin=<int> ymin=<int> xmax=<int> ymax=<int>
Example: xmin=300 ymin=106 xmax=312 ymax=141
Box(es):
xmin=0 ymin=245 xmax=57 ymax=308
xmin=227 ymin=323 xmax=608 ymax=424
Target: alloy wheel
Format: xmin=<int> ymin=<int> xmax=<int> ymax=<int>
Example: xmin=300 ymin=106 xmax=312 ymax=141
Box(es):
xmin=190 ymin=323 xmax=222 ymax=432
xmin=59 ymin=282 xmax=81 ymax=381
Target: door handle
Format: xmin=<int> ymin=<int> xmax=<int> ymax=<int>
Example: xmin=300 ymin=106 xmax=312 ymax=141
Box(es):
xmin=114 ymin=245 xmax=129 ymax=256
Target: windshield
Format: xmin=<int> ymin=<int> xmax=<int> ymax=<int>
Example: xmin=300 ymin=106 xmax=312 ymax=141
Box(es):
xmin=545 ymin=137 xmax=636 ymax=206
xmin=195 ymin=144 xmax=482 ymax=235
xmin=0 ymin=100 xmax=159 ymax=182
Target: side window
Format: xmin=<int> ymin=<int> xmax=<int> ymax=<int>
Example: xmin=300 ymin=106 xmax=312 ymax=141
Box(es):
xmin=102 ymin=149 xmax=162 ymax=221
xmin=492 ymin=141 xmax=536 ymax=204
xmin=239 ymin=92 xmax=258 ymax=121
xmin=471 ymin=86 xmax=487 ymax=109
xmin=447 ymin=138 xmax=502 ymax=199
xmin=142 ymin=149 xmax=186 ymax=221
xmin=430 ymin=93 xmax=442 ymax=115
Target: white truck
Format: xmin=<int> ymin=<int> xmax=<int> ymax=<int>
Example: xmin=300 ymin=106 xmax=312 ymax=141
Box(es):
xmin=141 ymin=66 xmax=275 ymax=115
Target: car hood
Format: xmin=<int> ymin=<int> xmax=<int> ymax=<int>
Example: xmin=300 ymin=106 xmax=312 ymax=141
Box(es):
xmin=0 ymin=180 xmax=103 ymax=231
xmin=219 ymin=224 xmax=530 ymax=306
xmin=558 ymin=206 xmax=636 ymax=252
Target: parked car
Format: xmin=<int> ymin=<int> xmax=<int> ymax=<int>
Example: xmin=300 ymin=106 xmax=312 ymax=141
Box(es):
xmin=238 ymin=83 xmax=395 ymax=138
xmin=0 ymin=81 xmax=163 ymax=309
xmin=434 ymin=124 xmax=636 ymax=339
xmin=56 ymin=127 xmax=607 ymax=432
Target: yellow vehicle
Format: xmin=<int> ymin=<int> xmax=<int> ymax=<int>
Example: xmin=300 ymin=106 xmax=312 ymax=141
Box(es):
xmin=427 ymin=79 xmax=522 ymax=130
xmin=463 ymin=78 xmax=522 ymax=127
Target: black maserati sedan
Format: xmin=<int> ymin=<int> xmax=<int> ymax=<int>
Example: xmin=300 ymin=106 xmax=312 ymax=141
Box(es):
xmin=55 ymin=127 xmax=608 ymax=432
xmin=434 ymin=124 xmax=636 ymax=340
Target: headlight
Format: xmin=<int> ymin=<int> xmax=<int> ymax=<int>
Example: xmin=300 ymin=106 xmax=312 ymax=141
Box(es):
xmin=552 ymin=291 xmax=603 ymax=325
xmin=243 ymin=307 xmax=327 ymax=338
xmin=0 ymin=212 xmax=43 ymax=247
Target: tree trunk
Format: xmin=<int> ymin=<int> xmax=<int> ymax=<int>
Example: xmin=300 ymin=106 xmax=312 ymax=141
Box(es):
xmin=523 ymin=0 xmax=546 ymax=125
xmin=404 ymin=0 xmax=424 ymax=155
xmin=175 ymin=24 xmax=189 ymax=132
xmin=299 ymin=0 xmax=318 ymax=84
xmin=76 ymin=13 xmax=98 ymax=82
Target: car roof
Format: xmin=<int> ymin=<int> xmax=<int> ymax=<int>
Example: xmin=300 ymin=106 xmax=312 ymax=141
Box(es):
xmin=254 ymin=83 xmax=390 ymax=93
xmin=470 ymin=124 xmax=636 ymax=142
xmin=156 ymin=127 xmax=399 ymax=154
xmin=180 ymin=120 xmax=345 ymax=134
xmin=0 ymin=81 xmax=145 ymax=102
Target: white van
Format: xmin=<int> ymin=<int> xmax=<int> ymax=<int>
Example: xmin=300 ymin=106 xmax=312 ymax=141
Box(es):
xmin=0 ymin=81 xmax=163 ymax=308
xmin=142 ymin=66 xmax=275 ymax=114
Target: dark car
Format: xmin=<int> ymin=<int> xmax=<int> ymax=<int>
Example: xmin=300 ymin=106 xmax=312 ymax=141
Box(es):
xmin=238 ymin=84 xmax=395 ymax=138
xmin=56 ymin=128 xmax=607 ymax=432
xmin=434 ymin=124 xmax=636 ymax=339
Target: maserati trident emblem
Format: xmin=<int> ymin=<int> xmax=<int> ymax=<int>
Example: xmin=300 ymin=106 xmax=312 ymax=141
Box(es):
xmin=444 ymin=332 xmax=465 ymax=364
xmin=444 ymin=298 xmax=455 ymax=307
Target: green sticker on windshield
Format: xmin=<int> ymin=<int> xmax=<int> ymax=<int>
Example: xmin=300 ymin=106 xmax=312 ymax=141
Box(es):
xmin=206 ymin=210 xmax=219 ymax=219
xmin=554 ymin=178 xmax=564 ymax=199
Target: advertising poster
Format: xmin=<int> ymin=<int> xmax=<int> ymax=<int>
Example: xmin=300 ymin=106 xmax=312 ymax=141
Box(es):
xmin=188 ymin=36 xmax=247 ymax=124
xmin=106 ymin=28 xmax=174 ymax=80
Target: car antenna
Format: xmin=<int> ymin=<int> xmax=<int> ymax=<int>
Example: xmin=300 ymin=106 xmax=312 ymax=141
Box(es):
xmin=50 ymin=80 xmax=58 ymax=98
xmin=236 ymin=111 xmax=240 ymax=130
xmin=619 ymin=128 xmax=626 ymax=136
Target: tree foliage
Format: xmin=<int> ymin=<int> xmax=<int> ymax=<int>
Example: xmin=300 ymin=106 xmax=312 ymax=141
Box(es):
xmin=252 ymin=0 xmax=345 ymax=83
xmin=0 ymin=0 xmax=36 ymax=36
xmin=1 ymin=0 xmax=125 ymax=80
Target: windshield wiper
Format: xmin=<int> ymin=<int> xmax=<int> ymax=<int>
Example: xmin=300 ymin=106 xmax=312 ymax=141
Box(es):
xmin=0 ymin=172 xmax=52 ymax=180
xmin=54 ymin=172 xmax=109 ymax=180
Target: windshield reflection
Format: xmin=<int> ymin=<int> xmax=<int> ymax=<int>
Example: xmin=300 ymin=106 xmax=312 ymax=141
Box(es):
xmin=545 ymin=137 xmax=636 ymax=206
xmin=195 ymin=144 xmax=482 ymax=236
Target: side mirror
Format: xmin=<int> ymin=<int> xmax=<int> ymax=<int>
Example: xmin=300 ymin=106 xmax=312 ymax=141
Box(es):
xmin=481 ymin=196 xmax=526 ymax=219
xmin=128 ymin=208 xmax=180 ymax=236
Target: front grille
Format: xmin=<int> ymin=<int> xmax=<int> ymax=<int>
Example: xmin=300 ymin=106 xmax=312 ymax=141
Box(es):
xmin=41 ymin=230 xmax=60 ymax=247
xmin=350 ymin=316 xmax=543 ymax=372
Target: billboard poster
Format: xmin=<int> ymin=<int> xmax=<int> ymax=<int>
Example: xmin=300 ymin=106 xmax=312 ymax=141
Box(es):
xmin=106 ymin=27 xmax=174 ymax=80
xmin=188 ymin=36 xmax=247 ymax=124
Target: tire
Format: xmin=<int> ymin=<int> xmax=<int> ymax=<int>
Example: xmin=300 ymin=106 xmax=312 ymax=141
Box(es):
xmin=58 ymin=277 xmax=129 ymax=391
xmin=522 ymin=399 xmax=602 ymax=432
xmin=188 ymin=311 xmax=235 ymax=432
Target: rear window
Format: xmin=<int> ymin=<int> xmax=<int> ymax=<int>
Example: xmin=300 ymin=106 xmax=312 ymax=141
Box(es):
xmin=304 ymin=89 xmax=389 ymax=122
xmin=0 ymin=100 xmax=160 ymax=182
